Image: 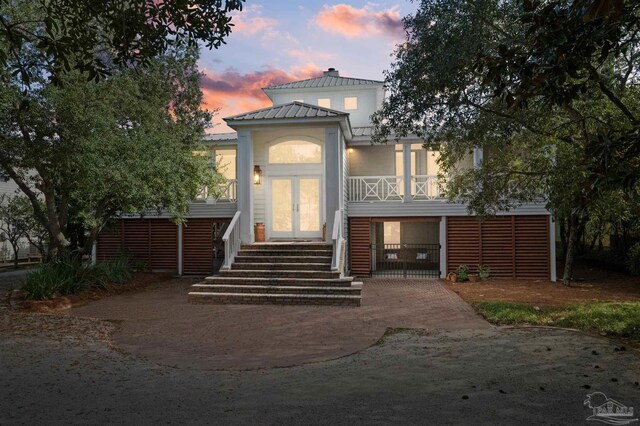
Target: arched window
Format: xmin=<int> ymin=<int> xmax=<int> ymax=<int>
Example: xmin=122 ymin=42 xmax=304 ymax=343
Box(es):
xmin=268 ymin=140 xmax=322 ymax=164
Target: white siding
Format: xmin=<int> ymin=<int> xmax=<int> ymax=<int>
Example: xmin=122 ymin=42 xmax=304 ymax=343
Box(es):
xmin=348 ymin=145 xmax=396 ymax=176
xmin=348 ymin=201 xmax=550 ymax=217
xmin=0 ymin=178 xmax=20 ymax=197
xmin=122 ymin=202 xmax=237 ymax=219
xmin=270 ymin=87 xmax=382 ymax=127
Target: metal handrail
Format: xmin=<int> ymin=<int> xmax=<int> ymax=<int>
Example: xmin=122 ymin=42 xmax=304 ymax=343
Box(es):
xmin=221 ymin=210 xmax=241 ymax=271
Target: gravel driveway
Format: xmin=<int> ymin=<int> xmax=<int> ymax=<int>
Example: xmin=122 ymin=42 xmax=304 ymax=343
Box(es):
xmin=0 ymin=268 xmax=30 ymax=293
xmin=1 ymin=325 xmax=639 ymax=425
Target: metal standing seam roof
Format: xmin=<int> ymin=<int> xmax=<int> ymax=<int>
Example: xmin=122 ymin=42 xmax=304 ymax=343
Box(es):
xmin=223 ymin=101 xmax=349 ymax=122
xmin=203 ymin=132 xmax=238 ymax=142
xmin=352 ymin=126 xmax=374 ymax=137
xmin=263 ymin=75 xmax=384 ymax=90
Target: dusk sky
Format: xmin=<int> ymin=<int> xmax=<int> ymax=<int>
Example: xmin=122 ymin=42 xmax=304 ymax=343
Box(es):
xmin=199 ymin=1 xmax=418 ymax=133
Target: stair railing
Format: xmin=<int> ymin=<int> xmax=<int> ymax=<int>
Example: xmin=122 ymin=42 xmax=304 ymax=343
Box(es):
xmin=331 ymin=209 xmax=346 ymax=276
xmin=221 ymin=210 xmax=241 ymax=271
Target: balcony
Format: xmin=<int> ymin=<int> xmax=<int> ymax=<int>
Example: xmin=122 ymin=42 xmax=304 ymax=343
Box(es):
xmin=195 ymin=179 xmax=237 ymax=203
xmin=347 ymin=175 xmax=441 ymax=202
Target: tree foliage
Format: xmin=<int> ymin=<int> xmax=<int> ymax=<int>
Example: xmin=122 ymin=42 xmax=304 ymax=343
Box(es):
xmin=373 ymin=0 xmax=640 ymax=285
xmin=0 ymin=0 xmax=244 ymax=84
xmin=0 ymin=194 xmax=31 ymax=266
xmin=0 ymin=42 xmax=223 ymax=258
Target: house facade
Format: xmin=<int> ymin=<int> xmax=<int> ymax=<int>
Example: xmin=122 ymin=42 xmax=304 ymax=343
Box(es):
xmin=96 ymin=68 xmax=556 ymax=282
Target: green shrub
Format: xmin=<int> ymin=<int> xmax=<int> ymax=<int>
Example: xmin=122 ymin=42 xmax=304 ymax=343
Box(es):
xmin=23 ymin=253 xmax=134 ymax=300
xmin=456 ymin=264 xmax=469 ymax=281
xmin=478 ymin=264 xmax=491 ymax=279
xmin=627 ymin=243 xmax=640 ymax=276
xmin=23 ymin=258 xmax=89 ymax=300
xmin=93 ymin=254 xmax=133 ymax=285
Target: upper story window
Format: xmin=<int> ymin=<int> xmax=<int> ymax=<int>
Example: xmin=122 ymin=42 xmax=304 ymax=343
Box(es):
xmin=317 ymin=98 xmax=331 ymax=108
xmin=344 ymin=97 xmax=358 ymax=110
xmin=214 ymin=148 xmax=237 ymax=180
xmin=268 ymin=140 xmax=322 ymax=164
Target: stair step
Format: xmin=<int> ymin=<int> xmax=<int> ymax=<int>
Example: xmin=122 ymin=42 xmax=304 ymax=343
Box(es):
xmin=204 ymin=276 xmax=354 ymax=287
xmin=188 ymin=292 xmax=361 ymax=306
xmin=242 ymin=243 xmax=331 ymax=251
xmin=191 ymin=283 xmax=362 ymax=295
xmin=231 ymin=263 xmax=330 ymax=271
xmin=219 ymin=270 xmax=341 ymax=279
xmin=238 ymin=249 xmax=332 ymax=257
xmin=234 ymin=255 xmax=332 ymax=264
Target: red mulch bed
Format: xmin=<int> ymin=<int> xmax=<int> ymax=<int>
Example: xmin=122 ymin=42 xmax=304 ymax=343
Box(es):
xmin=9 ymin=272 xmax=174 ymax=312
xmin=445 ymin=261 xmax=640 ymax=307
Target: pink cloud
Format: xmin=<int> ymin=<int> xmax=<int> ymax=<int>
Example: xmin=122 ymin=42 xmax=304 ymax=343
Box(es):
xmin=230 ymin=5 xmax=278 ymax=37
xmin=200 ymin=65 xmax=324 ymax=132
xmin=315 ymin=4 xmax=404 ymax=38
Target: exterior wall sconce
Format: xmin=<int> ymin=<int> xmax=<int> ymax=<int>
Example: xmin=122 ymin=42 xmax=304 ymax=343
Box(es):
xmin=253 ymin=165 xmax=262 ymax=185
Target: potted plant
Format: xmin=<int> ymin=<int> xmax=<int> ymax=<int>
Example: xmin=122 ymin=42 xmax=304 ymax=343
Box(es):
xmin=447 ymin=272 xmax=458 ymax=282
xmin=478 ymin=264 xmax=491 ymax=280
xmin=456 ymin=264 xmax=469 ymax=282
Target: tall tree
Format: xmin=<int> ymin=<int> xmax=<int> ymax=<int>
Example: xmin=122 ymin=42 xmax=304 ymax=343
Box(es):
xmin=0 ymin=43 xmax=224 ymax=258
xmin=0 ymin=1 xmax=234 ymax=259
xmin=0 ymin=0 xmax=244 ymax=84
xmin=372 ymin=0 xmax=640 ymax=285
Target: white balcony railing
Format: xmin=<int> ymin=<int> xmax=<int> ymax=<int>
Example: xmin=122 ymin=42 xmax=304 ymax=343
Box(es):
xmin=347 ymin=175 xmax=441 ymax=202
xmin=195 ymin=179 xmax=237 ymax=203
xmin=411 ymin=175 xmax=440 ymax=200
xmin=347 ymin=176 xmax=404 ymax=202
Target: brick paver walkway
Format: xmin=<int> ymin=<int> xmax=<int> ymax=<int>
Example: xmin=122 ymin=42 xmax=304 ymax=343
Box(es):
xmin=72 ymin=278 xmax=489 ymax=369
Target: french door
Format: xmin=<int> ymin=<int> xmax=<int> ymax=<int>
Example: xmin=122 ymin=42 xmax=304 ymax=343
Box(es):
xmin=269 ymin=176 xmax=322 ymax=239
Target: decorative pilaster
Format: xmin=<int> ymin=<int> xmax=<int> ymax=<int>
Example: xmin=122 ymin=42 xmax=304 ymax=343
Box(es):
xmin=237 ymin=129 xmax=254 ymax=243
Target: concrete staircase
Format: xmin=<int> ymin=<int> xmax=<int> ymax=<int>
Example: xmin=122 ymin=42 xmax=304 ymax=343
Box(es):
xmin=188 ymin=242 xmax=362 ymax=306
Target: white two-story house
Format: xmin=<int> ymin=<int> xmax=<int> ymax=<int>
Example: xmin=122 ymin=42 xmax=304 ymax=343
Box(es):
xmin=96 ymin=68 xmax=556 ymax=304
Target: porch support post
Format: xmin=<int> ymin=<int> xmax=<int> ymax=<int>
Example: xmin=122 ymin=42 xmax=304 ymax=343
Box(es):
xmin=439 ymin=216 xmax=447 ymax=278
xmin=237 ymin=129 xmax=254 ymax=244
xmin=177 ymin=223 xmax=183 ymax=276
xmin=402 ymin=143 xmax=412 ymax=202
xmin=325 ymin=126 xmax=341 ymax=237
xmin=473 ymin=147 xmax=484 ymax=168
xmin=549 ymin=216 xmax=557 ymax=282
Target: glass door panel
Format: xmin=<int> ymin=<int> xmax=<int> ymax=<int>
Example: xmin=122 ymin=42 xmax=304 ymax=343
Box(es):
xmin=271 ymin=178 xmax=293 ymax=235
xmin=298 ymin=178 xmax=320 ymax=233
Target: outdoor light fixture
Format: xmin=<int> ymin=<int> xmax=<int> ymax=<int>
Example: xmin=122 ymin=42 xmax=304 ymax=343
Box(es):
xmin=253 ymin=165 xmax=262 ymax=185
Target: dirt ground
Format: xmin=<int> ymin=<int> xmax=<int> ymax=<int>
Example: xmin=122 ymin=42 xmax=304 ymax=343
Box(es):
xmin=446 ymin=262 xmax=640 ymax=306
xmin=2 ymin=324 xmax=640 ymax=425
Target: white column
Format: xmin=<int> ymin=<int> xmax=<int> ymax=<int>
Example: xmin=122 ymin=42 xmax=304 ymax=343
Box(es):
xmin=325 ymin=126 xmax=340 ymax=235
xmin=177 ymin=223 xmax=183 ymax=276
xmin=549 ymin=216 xmax=557 ymax=282
xmin=439 ymin=217 xmax=447 ymax=278
xmin=473 ymin=147 xmax=484 ymax=168
xmin=237 ymin=129 xmax=254 ymax=244
xmin=402 ymin=143 xmax=412 ymax=202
